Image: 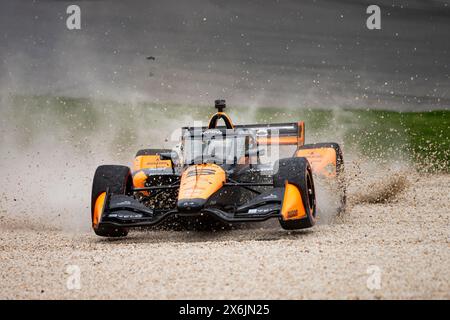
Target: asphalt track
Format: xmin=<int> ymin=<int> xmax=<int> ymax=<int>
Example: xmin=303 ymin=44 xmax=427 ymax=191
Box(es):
xmin=0 ymin=0 xmax=449 ymax=110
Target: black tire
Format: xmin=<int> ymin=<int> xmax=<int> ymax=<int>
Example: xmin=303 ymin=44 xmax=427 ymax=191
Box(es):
xmin=91 ymin=165 xmax=133 ymax=237
xmin=135 ymin=149 xmax=172 ymax=157
xmin=273 ymin=157 xmax=317 ymax=230
xmin=298 ymin=142 xmax=346 ymax=214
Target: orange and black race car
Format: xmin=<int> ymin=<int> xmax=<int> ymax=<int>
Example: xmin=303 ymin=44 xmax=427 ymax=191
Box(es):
xmin=91 ymin=100 xmax=345 ymax=237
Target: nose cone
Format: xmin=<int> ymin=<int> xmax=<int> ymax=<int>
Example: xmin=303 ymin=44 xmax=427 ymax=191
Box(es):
xmin=177 ymin=198 xmax=207 ymax=212
xmin=177 ymin=164 xmax=226 ymax=212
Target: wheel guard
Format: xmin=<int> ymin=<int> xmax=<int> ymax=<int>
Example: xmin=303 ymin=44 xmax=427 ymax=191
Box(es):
xmin=296 ymin=147 xmax=337 ymax=177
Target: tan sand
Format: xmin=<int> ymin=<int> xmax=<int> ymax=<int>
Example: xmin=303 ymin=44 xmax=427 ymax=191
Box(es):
xmin=0 ymin=174 xmax=448 ymax=299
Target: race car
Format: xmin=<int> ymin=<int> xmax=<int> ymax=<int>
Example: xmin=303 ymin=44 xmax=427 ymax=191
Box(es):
xmin=91 ymin=100 xmax=345 ymax=237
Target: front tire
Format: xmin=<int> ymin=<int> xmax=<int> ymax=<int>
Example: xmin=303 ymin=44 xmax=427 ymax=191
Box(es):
xmin=91 ymin=165 xmax=133 ymax=237
xmin=274 ymin=157 xmax=317 ymax=230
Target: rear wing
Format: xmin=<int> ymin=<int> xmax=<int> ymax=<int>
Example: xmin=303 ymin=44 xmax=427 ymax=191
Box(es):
xmin=181 ymin=121 xmax=305 ymax=147
xmin=235 ymin=122 xmax=304 ymax=147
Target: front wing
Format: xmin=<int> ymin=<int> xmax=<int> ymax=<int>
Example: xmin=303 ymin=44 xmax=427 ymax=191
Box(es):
xmin=96 ymin=188 xmax=286 ymax=229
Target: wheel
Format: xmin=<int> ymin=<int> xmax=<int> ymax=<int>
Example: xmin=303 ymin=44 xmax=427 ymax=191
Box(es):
xmin=91 ymin=165 xmax=133 ymax=237
xmin=297 ymin=142 xmax=346 ymax=215
xmin=135 ymin=149 xmax=172 ymax=157
xmin=273 ymin=157 xmax=317 ymax=230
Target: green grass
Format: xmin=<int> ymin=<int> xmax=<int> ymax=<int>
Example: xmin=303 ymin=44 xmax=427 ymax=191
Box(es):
xmin=4 ymin=94 xmax=449 ymax=172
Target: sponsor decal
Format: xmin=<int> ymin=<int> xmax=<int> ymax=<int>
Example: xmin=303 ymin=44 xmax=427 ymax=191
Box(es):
xmin=256 ymin=129 xmax=268 ymax=137
xmin=287 ymin=209 xmax=298 ymax=218
xmin=115 ymin=201 xmax=132 ymax=206
xmin=108 ymin=213 xmax=143 ymax=219
xmin=204 ymin=129 xmax=223 ymax=135
xmin=248 ymin=208 xmax=272 ymax=214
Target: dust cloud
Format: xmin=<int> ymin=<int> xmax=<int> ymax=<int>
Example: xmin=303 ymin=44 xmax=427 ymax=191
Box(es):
xmin=0 ymin=93 xmax=417 ymax=232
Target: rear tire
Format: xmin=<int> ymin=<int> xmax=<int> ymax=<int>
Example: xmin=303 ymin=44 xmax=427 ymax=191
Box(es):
xmin=273 ymin=157 xmax=317 ymax=230
xmin=91 ymin=165 xmax=132 ymax=237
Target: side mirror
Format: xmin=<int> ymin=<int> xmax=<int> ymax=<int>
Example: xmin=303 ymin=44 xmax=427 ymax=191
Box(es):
xmin=160 ymin=151 xmax=180 ymax=171
xmin=160 ymin=152 xmax=178 ymax=161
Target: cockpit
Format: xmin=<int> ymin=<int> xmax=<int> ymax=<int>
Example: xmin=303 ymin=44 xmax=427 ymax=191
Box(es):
xmin=182 ymin=129 xmax=258 ymax=165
